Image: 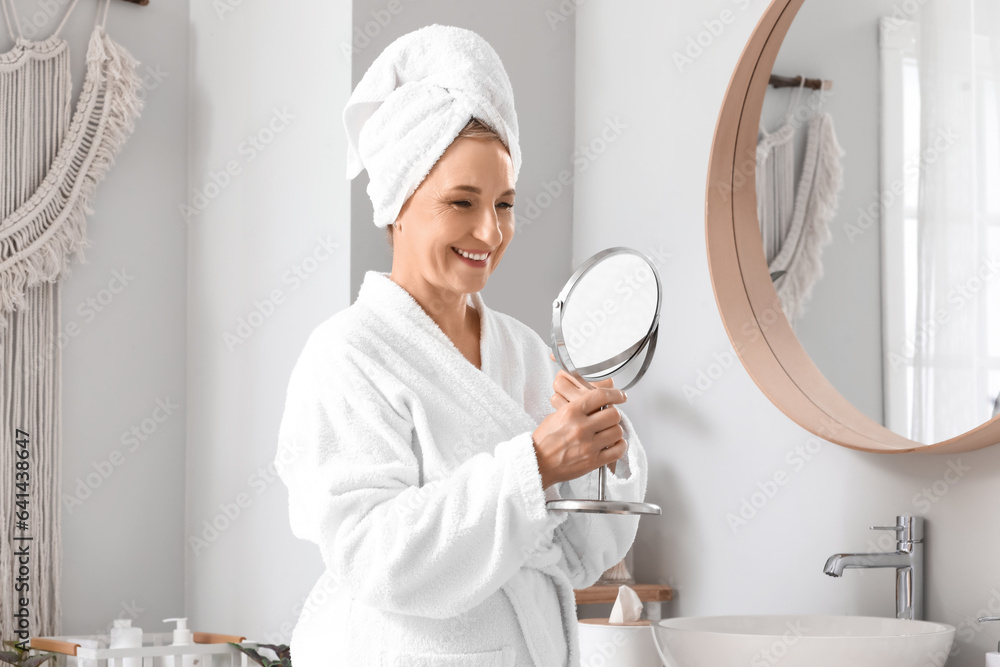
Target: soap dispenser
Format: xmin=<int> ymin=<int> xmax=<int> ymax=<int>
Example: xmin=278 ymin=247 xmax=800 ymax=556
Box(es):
xmin=978 ymin=617 xmax=1000 ymax=666
xmin=163 ymin=617 xmax=196 ymax=667
xmin=108 ymin=618 xmax=143 ymax=667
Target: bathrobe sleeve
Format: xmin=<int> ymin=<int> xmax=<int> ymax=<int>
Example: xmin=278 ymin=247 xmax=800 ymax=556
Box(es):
xmin=274 ymin=329 xmax=567 ymax=620
xmin=547 ymin=412 xmax=647 ymax=589
xmin=524 ymin=338 xmax=648 ymax=591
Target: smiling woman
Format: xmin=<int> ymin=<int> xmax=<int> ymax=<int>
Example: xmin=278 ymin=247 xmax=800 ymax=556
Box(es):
xmin=275 ymin=23 xmax=646 ymax=667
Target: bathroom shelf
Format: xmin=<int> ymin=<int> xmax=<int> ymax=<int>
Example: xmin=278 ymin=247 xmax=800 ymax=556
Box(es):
xmin=29 ymin=631 xmax=254 ymax=666
xmin=574 ymin=583 xmax=673 ymax=621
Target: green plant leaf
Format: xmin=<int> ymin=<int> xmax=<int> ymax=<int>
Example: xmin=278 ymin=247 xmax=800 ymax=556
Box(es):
xmin=256 ymin=644 xmax=291 ymax=663
xmin=224 ymin=642 xmax=291 ymax=667
xmin=0 ymin=649 xmax=56 ymax=667
xmin=226 ymin=643 xmax=266 ymax=666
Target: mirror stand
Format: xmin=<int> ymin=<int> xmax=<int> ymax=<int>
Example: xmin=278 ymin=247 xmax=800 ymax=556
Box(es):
xmin=545 ymin=464 xmax=662 ymax=515
xmin=546 ymin=340 xmax=662 ymax=516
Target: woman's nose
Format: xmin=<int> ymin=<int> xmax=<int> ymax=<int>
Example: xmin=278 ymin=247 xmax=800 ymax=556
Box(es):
xmin=475 ymin=207 xmax=503 ymax=245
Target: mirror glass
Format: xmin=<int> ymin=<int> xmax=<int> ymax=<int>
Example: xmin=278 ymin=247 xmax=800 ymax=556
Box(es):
xmin=757 ymin=0 xmax=1000 ymax=443
xmin=554 ymin=249 xmax=660 ymax=390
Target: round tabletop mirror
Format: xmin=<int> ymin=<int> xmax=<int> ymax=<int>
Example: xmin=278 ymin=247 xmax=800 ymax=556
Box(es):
xmin=706 ymin=0 xmax=1000 ymax=452
xmin=547 ymin=247 xmax=662 ymax=515
xmin=552 ymin=247 xmax=660 ymax=392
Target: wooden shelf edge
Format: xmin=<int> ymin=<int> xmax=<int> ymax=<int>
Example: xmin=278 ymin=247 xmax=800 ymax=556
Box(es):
xmin=574 ymin=583 xmax=674 ymax=605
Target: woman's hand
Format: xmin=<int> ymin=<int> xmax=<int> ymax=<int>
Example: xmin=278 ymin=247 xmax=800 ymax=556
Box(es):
xmin=532 ymin=384 xmax=628 ymax=489
xmin=547 ymin=352 xmax=625 ymax=475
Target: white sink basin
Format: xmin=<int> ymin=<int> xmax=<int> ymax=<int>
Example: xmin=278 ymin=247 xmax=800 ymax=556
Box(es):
xmin=651 ymin=615 xmax=955 ymax=667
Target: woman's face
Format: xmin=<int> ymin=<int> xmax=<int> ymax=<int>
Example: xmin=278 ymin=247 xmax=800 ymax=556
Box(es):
xmin=392 ymin=135 xmax=516 ymax=298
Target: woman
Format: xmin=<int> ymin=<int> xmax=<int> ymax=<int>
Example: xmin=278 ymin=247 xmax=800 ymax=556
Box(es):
xmin=275 ymin=24 xmax=649 ymax=667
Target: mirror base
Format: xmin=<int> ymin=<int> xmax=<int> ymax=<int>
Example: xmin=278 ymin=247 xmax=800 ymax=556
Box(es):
xmin=546 ymin=498 xmax=662 ymax=515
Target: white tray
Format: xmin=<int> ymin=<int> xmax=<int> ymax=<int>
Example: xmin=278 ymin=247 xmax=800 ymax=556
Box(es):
xmin=30 ymin=630 xmax=261 ymax=667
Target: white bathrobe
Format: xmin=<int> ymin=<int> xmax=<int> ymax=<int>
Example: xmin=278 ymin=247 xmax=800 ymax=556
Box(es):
xmin=274 ymin=270 xmax=649 ymax=667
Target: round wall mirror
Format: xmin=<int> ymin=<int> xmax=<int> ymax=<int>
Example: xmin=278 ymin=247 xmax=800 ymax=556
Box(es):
xmin=548 ymin=246 xmax=662 ymax=514
xmin=706 ymin=0 xmax=1000 ymax=452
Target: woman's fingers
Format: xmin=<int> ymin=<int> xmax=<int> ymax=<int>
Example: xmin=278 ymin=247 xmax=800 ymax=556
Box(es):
xmin=554 ymin=369 xmax=614 ymax=396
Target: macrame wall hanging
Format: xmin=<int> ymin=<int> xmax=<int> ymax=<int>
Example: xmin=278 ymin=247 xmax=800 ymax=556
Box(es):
xmin=0 ymin=0 xmax=143 ymax=641
xmin=756 ymin=82 xmax=845 ymax=325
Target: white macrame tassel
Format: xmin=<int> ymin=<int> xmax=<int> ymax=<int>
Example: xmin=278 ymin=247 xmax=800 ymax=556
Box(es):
xmin=770 ymin=113 xmax=845 ymax=324
xmin=0 ymin=19 xmax=144 ymax=641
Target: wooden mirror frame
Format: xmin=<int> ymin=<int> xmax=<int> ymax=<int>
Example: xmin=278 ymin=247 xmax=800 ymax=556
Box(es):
xmin=704 ymin=0 xmax=1000 ymax=453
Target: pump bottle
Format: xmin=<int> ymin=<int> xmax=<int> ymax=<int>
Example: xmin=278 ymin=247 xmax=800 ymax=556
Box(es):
xmin=163 ymin=617 xmax=197 ymax=667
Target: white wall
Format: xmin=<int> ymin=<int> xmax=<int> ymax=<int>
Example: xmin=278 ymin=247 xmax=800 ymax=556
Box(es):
xmin=7 ymin=0 xmax=191 ymax=637
xmin=577 ymin=3 xmax=1000 ymax=665
xmin=186 ymin=1 xmax=352 ymax=644
xmin=348 ymin=0 xmax=576 ymax=336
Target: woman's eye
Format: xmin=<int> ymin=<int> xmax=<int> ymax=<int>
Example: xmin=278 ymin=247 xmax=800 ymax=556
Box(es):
xmin=496 ymin=202 xmax=514 ymax=210
xmin=451 ymin=200 xmax=472 ymax=208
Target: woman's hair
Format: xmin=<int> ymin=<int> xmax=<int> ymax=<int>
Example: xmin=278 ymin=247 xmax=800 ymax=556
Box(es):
xmin=386 ymin=117 xmax=505 ymax=248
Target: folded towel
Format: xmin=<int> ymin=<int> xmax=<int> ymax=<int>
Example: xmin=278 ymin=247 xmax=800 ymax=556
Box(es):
xmin=343 ymin=24 xmax=521 ymax=228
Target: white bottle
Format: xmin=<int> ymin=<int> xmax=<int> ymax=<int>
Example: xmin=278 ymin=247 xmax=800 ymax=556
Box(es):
xmin=163 ymin=617 xmax=197 ymax=667
xmin=108 ymin=618 xmax=143 ymax=667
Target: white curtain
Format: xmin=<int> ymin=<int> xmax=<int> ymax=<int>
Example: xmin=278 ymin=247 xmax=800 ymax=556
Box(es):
xmin=910 ymin=0 xmax=1000 ymax=441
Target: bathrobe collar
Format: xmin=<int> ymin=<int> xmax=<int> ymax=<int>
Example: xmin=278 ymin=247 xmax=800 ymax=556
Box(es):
xmin=356 ymin=270 xmax=535 ymax=436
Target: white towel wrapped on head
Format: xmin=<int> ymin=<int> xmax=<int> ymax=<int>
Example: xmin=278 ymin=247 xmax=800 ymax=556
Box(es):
xmin=343 ymin=24 xmax=522 ymax=228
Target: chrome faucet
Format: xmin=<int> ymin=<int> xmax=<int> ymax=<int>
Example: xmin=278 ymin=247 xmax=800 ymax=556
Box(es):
xmin=823 ymin=516 xmax=924 ymax=620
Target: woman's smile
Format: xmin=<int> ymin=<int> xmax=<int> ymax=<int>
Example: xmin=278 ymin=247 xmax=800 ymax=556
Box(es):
xmin=451 ymin=246 xmax=492 ymax=267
